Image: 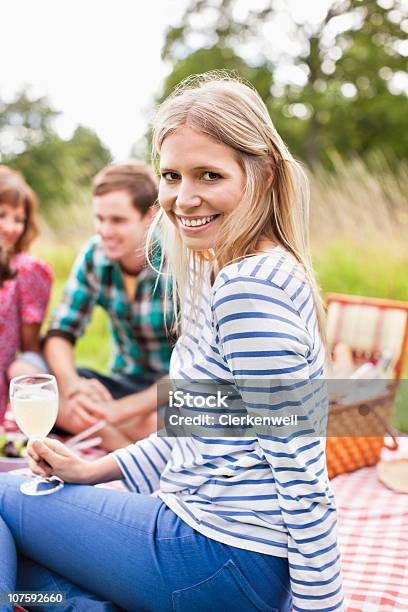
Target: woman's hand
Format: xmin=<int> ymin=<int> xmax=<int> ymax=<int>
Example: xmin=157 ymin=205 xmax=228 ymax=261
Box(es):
xmin=105 ymin=386 xmax=157 ymax=426
xmin=27 ymin=438 xmax=92 ymax=484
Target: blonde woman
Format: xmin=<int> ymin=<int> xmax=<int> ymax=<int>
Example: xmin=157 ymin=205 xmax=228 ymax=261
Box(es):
xmin=0 ymin=74 xmax=344 ymax=611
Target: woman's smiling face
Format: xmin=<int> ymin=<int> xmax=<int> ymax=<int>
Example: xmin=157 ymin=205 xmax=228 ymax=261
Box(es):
xmin=159 ymin=127 xmax=246 ymax=251
xmin=0 ymin=203 xmax=26 ymax=253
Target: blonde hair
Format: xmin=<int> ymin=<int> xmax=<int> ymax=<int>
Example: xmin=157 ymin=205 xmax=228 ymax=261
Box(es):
xmin=149 ymin=72 xmax=326 ymax=341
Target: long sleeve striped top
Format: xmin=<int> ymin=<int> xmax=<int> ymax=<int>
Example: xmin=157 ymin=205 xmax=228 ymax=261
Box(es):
xmin=112 ymin=248 xmax=344 ymax=611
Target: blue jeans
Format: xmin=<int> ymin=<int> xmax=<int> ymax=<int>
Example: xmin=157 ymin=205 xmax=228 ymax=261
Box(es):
xmin=0 ymin=474 xmax=292 ymax=612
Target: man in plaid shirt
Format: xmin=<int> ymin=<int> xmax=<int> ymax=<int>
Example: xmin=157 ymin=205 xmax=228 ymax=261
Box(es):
xmin=44 ymin=162 xmax=173 ymax=449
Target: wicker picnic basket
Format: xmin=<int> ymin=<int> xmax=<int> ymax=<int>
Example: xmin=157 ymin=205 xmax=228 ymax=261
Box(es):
xmin=325 ymin=294 xmax=408 ymax=479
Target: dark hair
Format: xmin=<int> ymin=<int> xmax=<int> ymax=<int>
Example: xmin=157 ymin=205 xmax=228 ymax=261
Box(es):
xmin=92 ymin=161 xmax=158 ymax=216
xmin=0 ymin=166 xmax=39 ymax=287
xmin=0 ymin=246 xmax=15 ymax=288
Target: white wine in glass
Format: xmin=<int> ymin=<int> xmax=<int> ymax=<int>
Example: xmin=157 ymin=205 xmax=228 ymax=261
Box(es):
xmin=9 ymin=374 xmax=64 ymax=496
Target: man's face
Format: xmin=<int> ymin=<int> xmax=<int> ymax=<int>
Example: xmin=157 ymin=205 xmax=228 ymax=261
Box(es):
xmin=93 ymin=190 xmax=151 ymax=268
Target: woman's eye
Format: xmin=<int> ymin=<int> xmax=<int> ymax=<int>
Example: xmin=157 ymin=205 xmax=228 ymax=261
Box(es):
xmin=0 ymin=213 xmax=24 ymax=224
xmin=203 ymin=171 xmax=221 ymax=181
xmin=161 ymin=172 xmax=179 ymax=181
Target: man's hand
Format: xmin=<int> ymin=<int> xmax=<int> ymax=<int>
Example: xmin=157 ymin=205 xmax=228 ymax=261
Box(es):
xmin=60 ymin=376 xmax=112 ymax=431
xmin=27 ymin=438 xmax=92 ymax=484
xmin=63 ymin=393 xmax=108 ymax=431
xmin=65 ymin=376 xmax=112 ymax=403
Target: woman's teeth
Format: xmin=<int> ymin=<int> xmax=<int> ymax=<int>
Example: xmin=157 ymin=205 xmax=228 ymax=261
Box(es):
xmin=180 ymin=215 xmax=217 ymax=227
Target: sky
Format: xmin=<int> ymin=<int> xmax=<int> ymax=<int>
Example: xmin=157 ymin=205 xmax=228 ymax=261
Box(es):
xmin=1 ymin=0 xmax=187 ymax=160
xmin=1 ymin=0 xmax=336 ymax=161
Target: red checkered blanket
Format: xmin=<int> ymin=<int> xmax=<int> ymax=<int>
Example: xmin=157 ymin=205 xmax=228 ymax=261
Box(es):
xmin=331 ymin=443 xmax=408 ymax=611
xmin=3 ymin=415 xmax=408 ymax=610
xmin=103 ymin=459 xmax=408 ymax=610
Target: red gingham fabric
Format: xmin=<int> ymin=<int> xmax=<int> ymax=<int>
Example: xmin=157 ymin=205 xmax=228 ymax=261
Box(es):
xmin=3 ymin=413 xmax=408 ymax=610
xmin=331 ymin=440 xmax=408 ymax=611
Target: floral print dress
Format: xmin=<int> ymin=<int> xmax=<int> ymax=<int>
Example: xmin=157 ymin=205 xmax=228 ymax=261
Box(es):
xmin=0 ymin=253 xmax=52 ymax=418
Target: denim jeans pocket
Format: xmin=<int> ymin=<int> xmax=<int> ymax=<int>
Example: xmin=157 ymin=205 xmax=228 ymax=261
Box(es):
xmin=172 ymin=559 xmax=277 ymax=612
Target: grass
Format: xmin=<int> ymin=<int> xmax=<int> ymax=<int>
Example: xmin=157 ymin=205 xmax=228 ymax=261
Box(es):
xmin=314 ymin=241 xmax=408 ymax=301
xmin=33 ymin=155 xmax=408 ymax=431
xmin=35 ymin=245 xmax=110 ymax=374
xmin=309 ymin=157 xmax=408 ymax=432
xmin=395 ymin=384 xmax=408 ymax=433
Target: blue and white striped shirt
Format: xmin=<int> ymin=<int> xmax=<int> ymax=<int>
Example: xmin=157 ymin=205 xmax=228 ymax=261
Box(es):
xmin=113 ymin=248 xmax=344 ymax=611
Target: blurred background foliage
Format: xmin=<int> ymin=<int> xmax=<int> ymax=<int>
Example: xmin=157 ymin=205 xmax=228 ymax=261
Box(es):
xmin=1 ymin=0 xmax=407 ymax=426
xmin=1 ymin=0 xmax=407 ymax=209
xmin=0 ymin=88 xmax=111 ymax=213
xmin=160 ymin=0 xmax=408 ymax=166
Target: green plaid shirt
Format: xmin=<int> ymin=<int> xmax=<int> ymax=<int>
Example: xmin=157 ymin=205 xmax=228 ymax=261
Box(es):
xmin=46 ymin=236 xmax=173 ymax=377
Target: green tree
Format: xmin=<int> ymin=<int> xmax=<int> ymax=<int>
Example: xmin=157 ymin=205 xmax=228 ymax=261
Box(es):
xmin=0 ymin=89 xmax=111 ymax=212
xmin=6 ymin=135 xmax=78 ymax=211
xmin=161 ymin=46 xmax=273 ymax=104
xmin=65 ymin=125 xmax=112 ymax=190
xmin=160 ymin=0 xmax=408 ymax=164
xmin=0 ymin=88 xmax=57 ymax=155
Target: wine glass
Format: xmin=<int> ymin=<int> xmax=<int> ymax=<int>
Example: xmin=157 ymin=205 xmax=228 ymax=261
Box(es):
xmin=9 ymin=374 xmax=64 ymax=496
